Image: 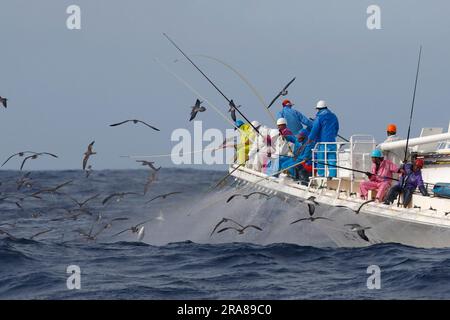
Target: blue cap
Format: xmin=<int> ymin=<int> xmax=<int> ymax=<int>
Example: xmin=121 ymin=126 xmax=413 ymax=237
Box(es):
xmin=371 ymin=149 xmax=383 ymax=158
xmin=235 ymin=120 xmax=245 ymax=128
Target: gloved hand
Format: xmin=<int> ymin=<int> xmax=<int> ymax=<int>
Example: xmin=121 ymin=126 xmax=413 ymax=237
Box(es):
xmin=419 ymin=185 xmax=429 ymax=197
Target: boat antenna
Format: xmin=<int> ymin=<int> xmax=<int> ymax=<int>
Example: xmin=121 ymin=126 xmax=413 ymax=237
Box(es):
xmin=404 ymin=45 xmax=422 ymax=163
xmin=163 ymin=33 xmax=260 ymax=134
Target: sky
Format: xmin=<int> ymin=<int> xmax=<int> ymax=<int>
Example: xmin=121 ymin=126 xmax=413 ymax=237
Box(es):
xmin=0 ymin=0 xmax=449 ymax=170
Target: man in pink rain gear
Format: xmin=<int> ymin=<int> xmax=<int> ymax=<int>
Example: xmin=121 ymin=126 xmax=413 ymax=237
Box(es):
xmin=359 ymin=149 xmax=400 ymax=202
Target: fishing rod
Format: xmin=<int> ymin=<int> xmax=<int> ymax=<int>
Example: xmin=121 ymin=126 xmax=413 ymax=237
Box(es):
xmin=312 ymin=160 xmax=399 ymax=181
xmin=404 ymin=45 xmax=422 ymax=164
xmin=397 ymin=46 xmax=423 ymax=207
xmin=267 ymin=77 xmax=296 ymax=109
xmin=163 ymin=33 xmax=261 ymax=135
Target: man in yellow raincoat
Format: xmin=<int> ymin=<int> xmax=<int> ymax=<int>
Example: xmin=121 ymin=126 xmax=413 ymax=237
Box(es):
xmin=235 ymin=120 xmax=254 ymax=165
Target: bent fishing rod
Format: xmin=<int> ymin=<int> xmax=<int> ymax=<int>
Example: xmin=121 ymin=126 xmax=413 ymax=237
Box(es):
xmin=397 ymin=45 xmax=423 ymax=207
xmin=163 ymin=33 xmax=261 ymax=135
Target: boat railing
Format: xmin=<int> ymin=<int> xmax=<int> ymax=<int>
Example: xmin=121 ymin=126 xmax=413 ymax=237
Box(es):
xmin=311 ymin=135 xmax=376 ymax=194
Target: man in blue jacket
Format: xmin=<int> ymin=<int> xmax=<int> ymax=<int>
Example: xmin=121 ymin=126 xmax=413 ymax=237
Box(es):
xmin=276 ymin=99 xmax=312 ymax=135
xmin=306 ymin=100 xmax=339 ymax=177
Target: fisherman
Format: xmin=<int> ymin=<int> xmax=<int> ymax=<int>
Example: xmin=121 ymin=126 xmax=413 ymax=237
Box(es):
xmin=282 ymin=128 xmax=314 ymax=183
xmin=276 ymin=99 xmax=312 ymax=135
xmin=235 ymin=120 xmax=253 ymax=165
xmin=383 ymin=158 xmax=429 ymax=207
xmin=247 ymin=120 xmax=271 ymax=171
xmin=359 ymin=149 xmax=400 ymax=202
xmin=305 ymin=100 xmax=339 ymax=177
xmin=379 ymin=123 xmax=403 ymax=164
xmin=265 ymin=118 xmax=294 ymax=176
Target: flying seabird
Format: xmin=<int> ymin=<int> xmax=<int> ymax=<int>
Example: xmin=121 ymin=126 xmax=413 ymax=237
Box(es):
xmin=146 ymin=191 xmax=182 ymax=204
xmin=299 ymin=196 xmax=320 ymax=216
xmin=2 ymin=151 xmax=45 ymax=167
xmin=31 ymin=180 xmax=73 ymax=198
xmin=66 ymin=193 xmax=101 ymax=208
xmin=109 ymin=119 xmax=160 ymax=131
xmin=335 ymin=199 xmax=375 ymax=214
xmin=210 ymin=217 xmax=246 ymax=236
xmin=136 ymin=160 xmax=161 ymax=171
xmin=189 ymin=99 xmax=206 ymax=121
xmin=226 ymin=191 xmax=271 ymax=203
xmin=0 ymin=96 xmax=7 ymax=108
xmin=290 ymin=216 xmax=333 ymax=224
xmin=345 ymin=224 xmax=371 ymax=242
xmin=228 ymin=100 xmax=240 ymax=122
xmin=83 ymin=141 xmax=96 ymax=170
xmin=102 ymin=192 xmax=140 ymax=205
xmin=217 ymin=225 xmax=262 ymax=235
xmin=19 ymin=152 xmax=58 ymax=171
xmin=112 ymin=219 xmax=154 ymax=239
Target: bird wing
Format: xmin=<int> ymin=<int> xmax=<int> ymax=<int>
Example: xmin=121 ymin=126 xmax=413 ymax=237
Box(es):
xmin=102 ymin=193 xmax=118 ymax=205
xmin=82 ymin=154 xmax=90 ymax=170
xmin=217 ymin=226 xmax=239 ymax=234
xmin=210 ymin=218 xmax=227 ymax=237
xmin=315 ymin=217 xmax=333 ymax=221
xmin=226 ymin=194 xmax=241 ymax=203
xmin=1 ymin=152 xmax=23 ymax=167
xmin=29 ymin=229 xmax=53 ymax=240
xmin=112 ymin=228 xmax=131 ymax=237
xmin=137 ymin=120 xmax=160 ymax=131
xmin=40 ymin=152 xmax=58 ymax=158
xmin=357 ymin=230 xmax=370 ymax=242
xmin=135 ymin=218 xmax=154 ymax=227
xmin=20 ymin=155 xmax=33 ymax=170
xmin=355 ymin=199 xmax=375 ymax=214
xmin=189 ymin=109 xmax=198 ymax=121
xmin=146 ymin=195 xmax=162 ymax=204
xmin=225 ymin=218 xmax=245 ymax=229
xmin=195 ymin=99 xmax=201 ymax=107
xmin=247 ymin=192 xmax=270 ymax=198
xmin=307 ymin=203 xmax=315 ymax=216
xmin=242 ymin=225 xmax=263 ymax=232
xmin=80 ymin=193 xmax=101 ymax=206
xmin=109 ymin=120 xmax=131 ymax=127
xmin=290 ymin=218 xmax=309 ymax=225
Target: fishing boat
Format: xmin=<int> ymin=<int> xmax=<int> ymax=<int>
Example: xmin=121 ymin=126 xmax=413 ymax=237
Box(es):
xmin=229 ymin=124 xmax=450 ymax=248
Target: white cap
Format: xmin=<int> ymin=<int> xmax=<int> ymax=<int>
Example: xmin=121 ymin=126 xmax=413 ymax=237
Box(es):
xmin=316 ymin=100 xmax=327 ymax=109
xmin=276 ymin=118 xmax=287 ymax=125
xmin=251 ymin=120 xmax=261 ymax=129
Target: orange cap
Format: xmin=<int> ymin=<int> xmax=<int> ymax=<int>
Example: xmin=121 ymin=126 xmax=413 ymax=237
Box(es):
xmin=387 ymin=124 xmax=397 ymax=133
xmin=282 ymin=99 xmax=292 ymax=106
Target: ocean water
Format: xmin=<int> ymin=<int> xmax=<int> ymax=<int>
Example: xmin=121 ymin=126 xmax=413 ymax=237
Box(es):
xmin=1 ymin=168 xmax=450 ymax=299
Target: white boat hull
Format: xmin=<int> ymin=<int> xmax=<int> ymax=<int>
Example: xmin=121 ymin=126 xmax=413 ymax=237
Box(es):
xmin=230 ymin=165 xmax=450 ymax=248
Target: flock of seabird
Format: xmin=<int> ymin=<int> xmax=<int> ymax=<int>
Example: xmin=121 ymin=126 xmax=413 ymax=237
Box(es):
xmin=1 ymin=95 xmax=373 ymax=244
xmin=0 ymin=100 xmax=188 ymax=241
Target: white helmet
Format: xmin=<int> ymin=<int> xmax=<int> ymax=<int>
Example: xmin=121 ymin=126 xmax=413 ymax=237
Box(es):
xmin=251 ymin=120 xmax=261 ymax=129
xmin=316 ymin=100 xmax=327 ymax=109
xmin=276 ymin=118 xmax=287 ymax=125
